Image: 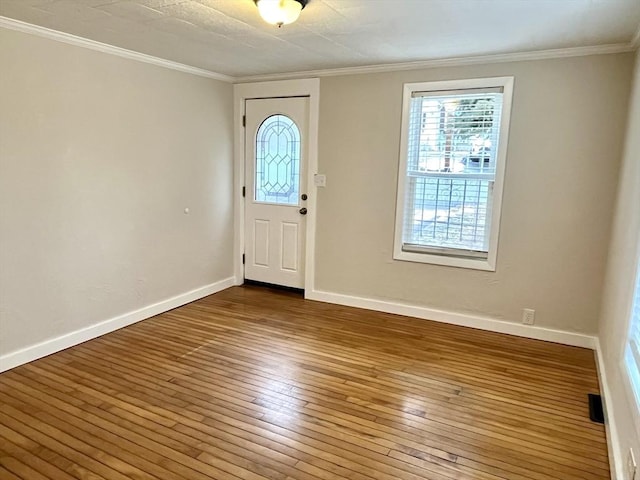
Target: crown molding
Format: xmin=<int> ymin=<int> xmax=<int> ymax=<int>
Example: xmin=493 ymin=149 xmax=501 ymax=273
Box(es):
xmin=0 ymin=16 xmax=233 ymax=83
xmin=1 ymin=15 xmax=637 ymax=84
xmin=234 ymin=43 xmax=635 ymax=83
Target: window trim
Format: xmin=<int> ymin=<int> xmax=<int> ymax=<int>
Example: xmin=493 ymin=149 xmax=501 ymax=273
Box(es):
xmin=621 ymin=238 xmax=640 ymax=438
xmin=393 ymin=76 xmax=514 ymax=271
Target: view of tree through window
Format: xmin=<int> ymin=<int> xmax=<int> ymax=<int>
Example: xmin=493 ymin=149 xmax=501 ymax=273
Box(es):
xmin=401 ymin=88 xmax=504 ymax=256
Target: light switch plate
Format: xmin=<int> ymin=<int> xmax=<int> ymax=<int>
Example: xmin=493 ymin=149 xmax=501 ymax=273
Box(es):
xmin=314 ymin=174 xmax=326 ymax=187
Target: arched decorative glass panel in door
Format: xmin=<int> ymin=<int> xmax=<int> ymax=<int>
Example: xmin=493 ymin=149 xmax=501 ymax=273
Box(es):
xmin=255 ymin=114 xmax=301 ymax=205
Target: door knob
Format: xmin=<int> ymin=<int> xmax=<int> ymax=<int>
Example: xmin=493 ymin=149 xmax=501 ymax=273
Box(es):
xmin=299 ymin=207 xmax=308 ymax=215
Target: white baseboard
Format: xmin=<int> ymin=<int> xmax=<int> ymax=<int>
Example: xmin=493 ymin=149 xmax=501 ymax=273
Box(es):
xmin=0 ymin=276 xmax=236 ymax=373
xmin=594 ymin=339 xmax=623 ymax=480
xmin=306 ymin=289 xmax=597 ymax=349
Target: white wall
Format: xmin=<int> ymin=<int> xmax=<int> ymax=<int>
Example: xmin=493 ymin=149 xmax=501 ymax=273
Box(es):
xmin=315 ymin=53 xmax=633 ymax=335
xmin=599 ymin=47 xmax=640 ymax=478
xmin=0 ymin=28 xmax=234 ymax=362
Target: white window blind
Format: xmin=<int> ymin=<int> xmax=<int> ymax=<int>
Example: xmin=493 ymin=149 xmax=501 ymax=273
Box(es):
xmin=394 ymin=78 xmax=513 ymax=270
xmin=625 ymin=260 xmax=640 ymax=408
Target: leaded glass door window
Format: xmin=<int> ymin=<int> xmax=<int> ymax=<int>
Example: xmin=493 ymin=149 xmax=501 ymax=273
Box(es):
xmin=255 ymin=114 xmax=301 ymax=205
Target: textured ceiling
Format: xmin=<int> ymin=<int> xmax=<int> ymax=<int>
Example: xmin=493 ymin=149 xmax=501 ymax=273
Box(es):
xmin=1 ymin=0 xmax=639 ymax=78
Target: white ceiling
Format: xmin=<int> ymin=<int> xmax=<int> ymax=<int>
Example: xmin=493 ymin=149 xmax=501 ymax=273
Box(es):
xmin=1 ymin=0 xmax=639 ymax=78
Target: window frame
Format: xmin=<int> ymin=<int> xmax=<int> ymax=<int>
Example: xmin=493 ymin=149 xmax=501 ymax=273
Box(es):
xmin=393 ymin=76 xmax=515 ymax=271
xmin=621 ymin=239 xmax=640 ymax=437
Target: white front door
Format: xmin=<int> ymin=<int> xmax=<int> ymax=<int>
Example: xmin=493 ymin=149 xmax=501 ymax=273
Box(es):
xmin=244 ymin=97 xmax=309 ymax=289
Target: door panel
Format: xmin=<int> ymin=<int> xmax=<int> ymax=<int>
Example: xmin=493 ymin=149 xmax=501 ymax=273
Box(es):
xmin=281 ymin=222 xmax=299 ymax=271
xmin=253 ymin=219 xmax=270 ymax=267
xmin=244 ymin=97 xmax=309 ymax=288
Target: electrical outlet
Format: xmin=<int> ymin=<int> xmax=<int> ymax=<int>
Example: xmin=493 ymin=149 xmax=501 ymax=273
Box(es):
xmin=522 ymin=308 xmax=535 ymax=325
xmin=628 ymin=448 xmax=637 ymax=480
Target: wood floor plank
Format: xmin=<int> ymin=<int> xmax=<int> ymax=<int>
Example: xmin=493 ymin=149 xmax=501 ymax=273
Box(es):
xmin=0 ymin=424 xmax=105 ymax=480
xmin=2 ymin=368 xmax=324 ymax=480
xmin=0 ymin=465 xmax=23 ymax=480
xmin=0 ymin=285 xmax=609 ymax=479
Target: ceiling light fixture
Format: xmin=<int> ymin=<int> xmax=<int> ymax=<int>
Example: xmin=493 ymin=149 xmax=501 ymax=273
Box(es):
xmin=254 ymin=0 xmax=308 ymax=27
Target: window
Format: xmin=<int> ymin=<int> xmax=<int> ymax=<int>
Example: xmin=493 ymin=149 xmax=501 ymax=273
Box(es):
xmin=394 ymin=77 xmax=514 ymax=271
xmin=255 ymin=114 xmax=301 ymax=205
xmin=625 ymin=258 xmax=640 ymax=412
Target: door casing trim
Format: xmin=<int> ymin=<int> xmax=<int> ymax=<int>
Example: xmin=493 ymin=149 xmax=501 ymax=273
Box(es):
xmin=233 ymin=79 xmax=320 ymax=293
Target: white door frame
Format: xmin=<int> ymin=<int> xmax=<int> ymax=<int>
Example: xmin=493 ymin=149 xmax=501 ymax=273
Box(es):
xmin=233 ymin=78 xmax=320 ymax=294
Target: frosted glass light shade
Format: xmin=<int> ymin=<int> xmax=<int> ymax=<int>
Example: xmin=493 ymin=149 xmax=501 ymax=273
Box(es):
xmin=256 ymin=0 xmax=303 ymax=26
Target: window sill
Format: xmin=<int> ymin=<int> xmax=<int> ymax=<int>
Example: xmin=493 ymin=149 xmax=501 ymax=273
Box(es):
xmin=393 ymin=249 xmax=496 ymax=271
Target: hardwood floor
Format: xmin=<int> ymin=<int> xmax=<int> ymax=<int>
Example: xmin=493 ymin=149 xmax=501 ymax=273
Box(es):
xmin=0 ymin=285 xmax=609 ymax=479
